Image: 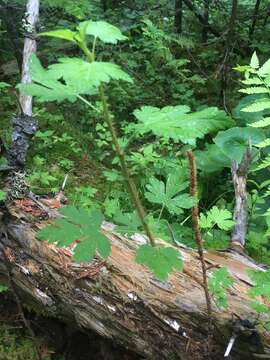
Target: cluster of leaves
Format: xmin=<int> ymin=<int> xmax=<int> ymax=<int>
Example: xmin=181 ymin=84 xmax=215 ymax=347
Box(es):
xmin=2 ymin=4 xmax=270 ymax=316
xmin=208 ymin=268 xmax=233 ymax=309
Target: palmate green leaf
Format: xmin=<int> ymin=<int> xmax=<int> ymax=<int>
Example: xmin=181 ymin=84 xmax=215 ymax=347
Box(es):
xmin=251 ymin=300 xmax=269 ymax=314
xmin=199 ymin=206 xmax=235 ymax=231
xmin=39 ymin=29 xmax=77 ymax=42
xmin=114 ymin=211 xmax=141 ymax=235
xmin=78 ymin=20 xmax=127 ymax=44
xmin=208 ymin=267 xmax=233 ymax=309
xmin=135 ymin=245 xmax=183 ymax=281
xmin=145 ymin=174 xmax=194 ymax=215
xmin=214 ymin=127 xmax=264 ymax=163
xmin=18 ymin=83 xmax=77 ymax=103
xmin=18 ymin=54 xmax=132 ymax=103
xmin=37 ymin=206 xmax=110 ymax=263
xmin=17 ymin=55 xmax=78 ymax=102
xmin=48 ymin=58 xmax=133 ymax=90
xmin=133 ymin=105 xmax=233 ymax=144
xmin=248 ymin=270 xmax=270 ymax=302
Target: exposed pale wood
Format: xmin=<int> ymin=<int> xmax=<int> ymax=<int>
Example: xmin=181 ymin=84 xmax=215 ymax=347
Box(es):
xmin=19 ymin=0 xmax=39 ymax=116
xmin=0 ymin=201 xmax=269 ymax=359
xmin=231 ymin=145 xmax=252 ymax=248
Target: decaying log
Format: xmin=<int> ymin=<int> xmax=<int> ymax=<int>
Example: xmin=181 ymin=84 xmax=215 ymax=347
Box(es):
xmin=0 ymin=202 xmax=269 ymax=360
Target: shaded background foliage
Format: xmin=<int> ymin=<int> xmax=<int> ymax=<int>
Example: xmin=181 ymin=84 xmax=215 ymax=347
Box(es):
xmin=1 ymin=0 xmax=270 ymax=264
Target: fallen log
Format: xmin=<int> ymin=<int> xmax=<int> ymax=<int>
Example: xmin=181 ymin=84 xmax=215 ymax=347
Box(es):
xmin=0 ymin=201 xmax=269 ymax=360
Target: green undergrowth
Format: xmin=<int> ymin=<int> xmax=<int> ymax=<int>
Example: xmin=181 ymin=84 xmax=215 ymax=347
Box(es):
xmin=0 ymin=324 xmax=53 ymax=360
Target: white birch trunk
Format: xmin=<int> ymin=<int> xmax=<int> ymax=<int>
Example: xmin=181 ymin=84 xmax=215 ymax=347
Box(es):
xmin=19 ymin=0 xmax=39 ymax=116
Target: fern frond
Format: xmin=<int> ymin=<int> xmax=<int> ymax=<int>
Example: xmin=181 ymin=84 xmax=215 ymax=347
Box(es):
xmin=239 ymin=87 xmax=269 ymax=95
xmin=254 ymin=139 xmax=270 ymax=148
xmin=249 ymin=117 xmax=270 ymax=128
xmin=253 ymin=155 xmax=270 ymax=171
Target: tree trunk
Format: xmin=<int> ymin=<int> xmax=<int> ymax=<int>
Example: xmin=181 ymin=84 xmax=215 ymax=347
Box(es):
xmin=7 ymin=0 xmax=39 ymax=169
xmin=0 ymin=201 xmax=269 ymax=360
xmin=174 ymin=0 xmax=183 ymax=34
xmin=202 ymin=0 xmax=210 ymax=42
xmin=101 ymin=0 xmax=108 ymax=12
xmin=249 ymin=0 xmax=261 ymax=40
xmin=19 ymin=0 xmax=39 ymax=116
xmin=219 ymin=0 xmax=238 ymax=111
xmin=182 ymin=0 xmax=220 ymax=37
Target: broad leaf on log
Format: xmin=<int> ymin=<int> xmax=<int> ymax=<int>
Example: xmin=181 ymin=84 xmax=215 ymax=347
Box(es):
xmin=135 ymin=245 xmax=183 ymax=281
xmin=37 ymin=206 xmax=110 ymax=263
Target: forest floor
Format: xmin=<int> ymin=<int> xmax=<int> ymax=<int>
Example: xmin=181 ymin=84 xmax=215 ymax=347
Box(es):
xmin=0 ymin=293 xmax=140 ymax=360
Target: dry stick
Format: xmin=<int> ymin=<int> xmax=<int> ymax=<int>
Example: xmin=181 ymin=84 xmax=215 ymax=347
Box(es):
xmin=80 ymin=45 xmax=156 ymax=247
xmin=187 ymin=151 xmax=213 ymax=326
xmin=0 ymin=241 xmax=42 ymax=360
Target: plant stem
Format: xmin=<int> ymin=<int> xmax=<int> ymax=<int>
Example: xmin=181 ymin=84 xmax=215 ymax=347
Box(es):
xmin=77 ymin=95 xmax=99 ymax=112
xmin=158 ymin=204 xmax=165 ymax=222
xmin=80 ymin=44 xmax=156 ymax=247
xmin=187 ymin=151 xmax=212 ymax=322
xmin=99 ymin=86 xmax=156 ymax=247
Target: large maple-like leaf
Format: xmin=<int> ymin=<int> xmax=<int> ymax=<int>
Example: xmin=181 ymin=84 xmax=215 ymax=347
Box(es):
xmin=133 ymin=105 xmax=233 ymax=144
xmin=135 ymin=245 xmax=183 ymax=281
xmin=17 ymin=54 xmax=132 ymax=103
xmin=37 ymin=206 xmax=110 ymax=263
xmin=78 ymin=20 xmax=127 ymax=44
xmin=145 ymin=173 xmax=194 ymax=215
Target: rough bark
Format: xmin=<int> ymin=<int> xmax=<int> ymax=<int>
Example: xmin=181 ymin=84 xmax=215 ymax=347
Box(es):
xmin=19 ymin=0 xmax=39 ymax=116
xmin=5 ymin=0 xmax=39 ymax=170
xmin=0 ymin=201 xmax=269 ymax=360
